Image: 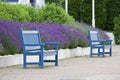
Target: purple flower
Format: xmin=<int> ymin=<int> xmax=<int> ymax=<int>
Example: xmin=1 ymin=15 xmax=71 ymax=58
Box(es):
xmin=0 ymin=20 xmax=109 ymax=54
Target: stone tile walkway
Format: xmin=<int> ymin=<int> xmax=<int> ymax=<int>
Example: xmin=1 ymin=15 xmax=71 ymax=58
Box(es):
xmin=0 ymin=45 xmax=120 ymax=80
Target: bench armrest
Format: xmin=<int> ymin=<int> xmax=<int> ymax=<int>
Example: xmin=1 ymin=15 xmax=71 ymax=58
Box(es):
xmin=43 ymin=42 xmax=60 ymax=45
xmin=24 ymin=43 xmax=45 ymax=46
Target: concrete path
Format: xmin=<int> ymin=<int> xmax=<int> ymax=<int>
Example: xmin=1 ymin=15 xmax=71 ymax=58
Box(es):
xmin=0 ymin=45 xmax=120 ymax=80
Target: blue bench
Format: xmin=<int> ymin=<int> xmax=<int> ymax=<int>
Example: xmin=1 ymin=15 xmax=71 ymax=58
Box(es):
xmin=20 ymin=28 xmax=59 ymax=68
xmin=88 ymin=30 xmax=112 ymax=57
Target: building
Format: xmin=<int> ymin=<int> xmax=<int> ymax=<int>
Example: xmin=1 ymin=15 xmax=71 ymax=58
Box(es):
xmin=1 ymin=0 xmax=45 ymax=8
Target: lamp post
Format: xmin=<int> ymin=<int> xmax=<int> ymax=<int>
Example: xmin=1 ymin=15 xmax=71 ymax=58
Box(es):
xmin=92 ymin=0 xmax=95 ymax=28
xmin=65 ymin=0 xmax=68 ymax=13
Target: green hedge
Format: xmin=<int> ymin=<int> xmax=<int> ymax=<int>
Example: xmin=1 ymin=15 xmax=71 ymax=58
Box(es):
xmin=45 ymin=0 xmax=64 ymax=7
xmin=0 ymin=2 xmax=39 ymax=22
xmin=0 ymin=2 xmax=74 ymax=24
xmin=47 ymin=0 xmax=119 ymax=31
xmin=113 ymin=14 xmax=120 ymax=44
xmin=68 ymin=0 xmax=81 ymax=21
xmin=106 ymin=0 xmax=120 ymax=31
xmin=37 ymin=3 xmax=74 ymax=24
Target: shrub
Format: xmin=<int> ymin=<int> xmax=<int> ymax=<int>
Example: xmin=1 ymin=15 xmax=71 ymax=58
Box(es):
xmin=45 ymin=0 xmax=65 ymax=7
xmin=0 ymin=20 xmax=110 ymax=55
xmin=106 ymin=0 xmax=120 ymax=31
xmin=0 ymin=40 xmax=4 ymax=56
xmin=64 ymin=21 xmax=110 ymax=40
xmin=68 ymin=0 xmax=82 ymax=21
xmin=0 ymin=2 xmax=39 ymax=22
xmin=11 ymin=4 xmax=32 ymax=22
xmin=17 ymin=5 xmax=39 ymax=22
xmin=0 ymin=20 xmax=89 ymax=55
xmin=113 ymin=14 xmax=120 ymax=44
xmin=0 ymin=2 xmax=13 ymax=20
xmin=37 ymin=3 xmax=74 ymax=24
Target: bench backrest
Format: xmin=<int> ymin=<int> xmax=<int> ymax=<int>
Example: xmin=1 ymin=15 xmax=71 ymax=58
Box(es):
xmin=88 ymin=30 xmax=100 ymax=45
xmin=20 ymin=29 xmax=41 ymax=51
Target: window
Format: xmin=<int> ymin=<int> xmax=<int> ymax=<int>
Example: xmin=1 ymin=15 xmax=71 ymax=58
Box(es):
xmin=2 ymin=0 xmax=18 ymax=2
xmin=30 ymin=0 xmax=35 ymax=7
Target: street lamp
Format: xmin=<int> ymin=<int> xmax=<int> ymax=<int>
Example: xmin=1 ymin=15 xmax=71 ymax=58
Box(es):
xmin=65 ymin=0 xmax=68 ymax=13
xmin=92 ymin=0 xmax=95 ymax=28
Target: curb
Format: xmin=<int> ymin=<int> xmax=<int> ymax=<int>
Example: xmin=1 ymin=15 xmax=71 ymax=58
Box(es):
xmin=0 ymin=47 xmax=90 ymax=67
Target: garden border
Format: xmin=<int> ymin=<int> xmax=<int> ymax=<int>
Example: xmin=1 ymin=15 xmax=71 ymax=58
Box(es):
xmin=0 ymin=47 xmax=89 ymax=68
xmin=0 ymin=32 xmax=114 ymax=67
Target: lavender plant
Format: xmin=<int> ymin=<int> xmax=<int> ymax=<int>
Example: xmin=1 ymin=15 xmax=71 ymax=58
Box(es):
xmin=64 ymin=21 xmax=110 ymax=40
xmin=0 ymin=20 xmax=90 ymax=55
xmin=0 ymin=20 xmax=109 ymax=55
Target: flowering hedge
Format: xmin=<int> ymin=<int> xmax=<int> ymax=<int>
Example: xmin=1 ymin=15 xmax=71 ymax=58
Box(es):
xmin=64 ymin=21 xmax=110 ymax=40
xmin=0 ymin=20 xmax=90 ymax=55
xmin=0 ymin=20 xmax=110 ymax=55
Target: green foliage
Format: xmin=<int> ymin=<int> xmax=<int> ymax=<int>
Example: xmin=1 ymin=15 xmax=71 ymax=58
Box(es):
xmin=0 ymin=2 xmax=13 ymax=20
xmin=64 ymin=21 xmax=89 ymax=35
xmin=38 ymin=3 xmax=74 ymax=24
xmin=95 ymin=0 xmax=107 ymax=30
xmin=68 ymin=40 xmax=77 ymax=49
xmin=3 ymin=42 xmax=17 ymax=55
xmin=113 ymin=14 xmax=120 ymax=44
xmin=0 ymin=41 xmax=4 ymax=56
xmin=78 ymin=39 xmax=88 ymax=47
xmin=20 ymin=5 xmax=39 ymax=22
xmin=0 ymin=0 xmax=119 ymax=31
xmin=0 ymin=35 xmax=17 ymax=56
xmin=80 ymin=0 xmax=107 ymax=29
xmin=11 ymin=4 xmax=32 ymax=22
xmin=106 ymin=0 xmax=120 ymax=31
xmin=51 ymin=0 xmax=119 ymax=31
xmin=68 ymin=0 xmax=81 ymax=21
xmin=0 ymin=2 xmax=38 ymax=22
xmin=45 ymin=0 xmax=64 ymax=8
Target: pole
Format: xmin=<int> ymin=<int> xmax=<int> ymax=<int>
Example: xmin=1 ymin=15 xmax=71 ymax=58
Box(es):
xmin=92 ymin=0 xmax=95 ymax=28
xmin=65 ymin=0 xmax=68 ymax=13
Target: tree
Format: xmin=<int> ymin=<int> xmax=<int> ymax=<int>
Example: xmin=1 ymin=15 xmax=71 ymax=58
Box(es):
xmin=45 ymin=0 xmax=64 ymax=7
xmin=105 ymin=0 xmax=120 ymax=31
xmin=68 ymin=0 xmax=81 ymax=21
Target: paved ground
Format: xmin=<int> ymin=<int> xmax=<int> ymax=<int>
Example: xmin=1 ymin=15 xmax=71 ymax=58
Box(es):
xmin=0 ymin=45 xmax=120 ymax=80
